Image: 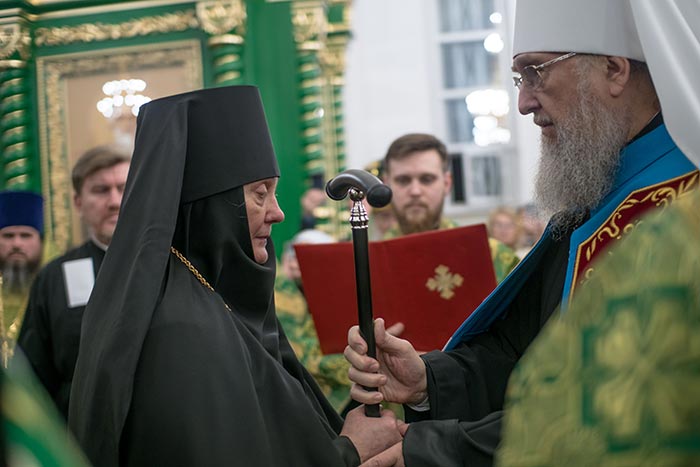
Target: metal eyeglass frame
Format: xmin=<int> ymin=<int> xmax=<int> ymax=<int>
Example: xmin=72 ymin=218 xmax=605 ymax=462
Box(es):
xmin=512 ymin=52 xmax=578 ymax=90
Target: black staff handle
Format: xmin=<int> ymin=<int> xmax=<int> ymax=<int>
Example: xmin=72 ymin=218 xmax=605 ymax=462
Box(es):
xmin=326 ymin=169 xmax=392 ymax=208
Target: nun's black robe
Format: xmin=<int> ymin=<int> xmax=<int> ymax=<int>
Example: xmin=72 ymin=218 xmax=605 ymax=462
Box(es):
xmin=69 ymin=86 xmax=360 ymax=467
xmin=120 ymin=253 xmax=358 ymax=467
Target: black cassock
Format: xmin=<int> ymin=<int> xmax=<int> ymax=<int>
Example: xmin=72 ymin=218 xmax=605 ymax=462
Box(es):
xmin=121 ymin=254 xmax=356 ymax=466
xmin=18 ymin=240 xmax=105 ymax=419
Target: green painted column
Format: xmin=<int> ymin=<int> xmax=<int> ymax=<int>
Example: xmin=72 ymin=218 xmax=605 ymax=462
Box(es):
xmin=297 ymin=50 xmax=324 ymax=175
xmin=291 ymin=1 xmax=339 ymax=234
xmin=292 ymin=2 xmax=325 ymax=181
xmin=0 ymin=20 xmax=35 ymax=191
xmin=197 ymin=0 xmax=247 ymax=85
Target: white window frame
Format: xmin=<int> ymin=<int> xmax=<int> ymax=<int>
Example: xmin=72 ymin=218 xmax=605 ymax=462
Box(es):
xmin=430 ymin=0 xmax=520 ymax=221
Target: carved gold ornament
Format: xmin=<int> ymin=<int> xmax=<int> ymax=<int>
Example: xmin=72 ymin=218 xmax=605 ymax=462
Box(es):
xmin=426 ymin=265 xmax=464 ymax=300
xmin=34 ymin=10 xmax=200 ymax=47
xmin=196 ymin=0 xmax=247 ymax=36
xmin=319 ymin=45 xmax=344 ymax=76
xmin=0 ymin=23 xmax=31 ymax=61
xmin=292 ymin=5 xmax=327 ymax=47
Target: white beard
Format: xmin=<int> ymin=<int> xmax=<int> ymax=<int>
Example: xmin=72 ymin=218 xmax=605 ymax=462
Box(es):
xmin=534 ymin=79 xmax=631 ymax=237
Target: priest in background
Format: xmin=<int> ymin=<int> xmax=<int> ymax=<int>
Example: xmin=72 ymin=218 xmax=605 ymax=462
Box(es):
xmin=18 ymin=146 xmax=130 ymax=418
xmin=0 ymin=191 xmax=43 ymax=367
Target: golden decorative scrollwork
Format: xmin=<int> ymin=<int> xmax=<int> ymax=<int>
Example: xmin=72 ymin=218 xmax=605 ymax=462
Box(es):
xmin=0 ymin=23 xmax=31 ymax=61
xmin=34 ymin=10 xmax=200 ymax=47
xmin=584 ymin=171 xmax=698 ymax=262
xmin=196 ymin=0 xmax=247 ymax=36
xmin=209 ymin=34 xmax=245 ymax=46
xmin=197 ymin=1 xmax=247 ymax=85
xmin=0 ymin=60 xmax=25 ymax=69
xmin=319 ymin=45 xmax=344 ymax=77
xmin=292 ymin=4 xmax=327 ymax=48
xmin=570 ymin=170 xmax=699 ymax=297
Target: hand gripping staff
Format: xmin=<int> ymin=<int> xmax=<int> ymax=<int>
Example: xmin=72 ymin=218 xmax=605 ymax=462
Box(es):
xmin=326 ymin=169 xmax=392 ymax=417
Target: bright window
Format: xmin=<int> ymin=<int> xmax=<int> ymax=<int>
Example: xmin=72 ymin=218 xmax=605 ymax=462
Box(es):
xmin=436 ymin=0 xmax=514 ymax=208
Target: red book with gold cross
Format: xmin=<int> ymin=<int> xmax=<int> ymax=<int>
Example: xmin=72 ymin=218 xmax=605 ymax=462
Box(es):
xmin=294 ymin=224 xmax=497 ymax=354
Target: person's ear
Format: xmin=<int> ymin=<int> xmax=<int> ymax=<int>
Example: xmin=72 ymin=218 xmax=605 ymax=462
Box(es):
xmin=606 ymin=56 xmax=632 ymax=98
xmin=73 ymin=191 xmax=83 ymax=213
xmin=443 ymin=170 xmax=453 ymax=193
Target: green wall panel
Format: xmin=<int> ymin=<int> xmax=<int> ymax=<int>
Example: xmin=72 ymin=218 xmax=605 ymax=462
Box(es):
xmin=246 ymin=0 xmax=305 ymax=254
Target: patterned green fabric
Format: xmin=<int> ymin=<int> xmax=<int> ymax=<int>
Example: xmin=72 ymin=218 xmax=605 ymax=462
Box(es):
xmin=497 ymin=190 xmax=700 ymax=467
xmin=487 ymin=237 xmax=520 ymax=284
xmin=274 ymin=271 xmax=351 ymax=413
xmin=4 ymin=353 xmax=91 ymax=466
xmin=384 ymin=218 xmax=519 ymax=283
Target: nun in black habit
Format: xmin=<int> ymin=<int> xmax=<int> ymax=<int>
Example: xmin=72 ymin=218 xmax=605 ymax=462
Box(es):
xmin=68 ymin=86 xmax=402 ymax=467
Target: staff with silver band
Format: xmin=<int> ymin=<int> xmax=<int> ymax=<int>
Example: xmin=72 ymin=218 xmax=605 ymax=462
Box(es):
xmin=326 ymin=169 xmax=392 ymax=418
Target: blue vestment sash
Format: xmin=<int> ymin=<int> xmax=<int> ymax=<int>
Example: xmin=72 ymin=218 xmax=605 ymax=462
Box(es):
xmin=444 ymin=124 xmax=697 ymax=350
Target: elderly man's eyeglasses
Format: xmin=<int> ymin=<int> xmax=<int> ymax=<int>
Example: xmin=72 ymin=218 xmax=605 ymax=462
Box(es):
xmin=512 ymin=52 xmax=577 ymax=90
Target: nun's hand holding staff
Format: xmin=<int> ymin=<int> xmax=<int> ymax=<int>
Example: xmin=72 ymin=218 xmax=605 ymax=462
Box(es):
xmin=326 ymin=169 xmax=391 ymax=417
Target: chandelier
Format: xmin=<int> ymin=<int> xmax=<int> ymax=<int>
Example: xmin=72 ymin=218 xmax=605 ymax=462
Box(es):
xmin=96 ymin=79 xmax=151 ymax=119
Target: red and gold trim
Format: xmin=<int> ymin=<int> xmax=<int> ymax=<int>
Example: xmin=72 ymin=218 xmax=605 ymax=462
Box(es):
xmin=570 ymin=170 xmax=698 ymax=298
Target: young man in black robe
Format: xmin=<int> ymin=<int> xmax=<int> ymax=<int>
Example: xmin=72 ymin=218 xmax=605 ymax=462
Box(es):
xmin=18 ymin=146 xmax=130 ymax=418
xmin=69 ymin=86 xmax=404 ymax=467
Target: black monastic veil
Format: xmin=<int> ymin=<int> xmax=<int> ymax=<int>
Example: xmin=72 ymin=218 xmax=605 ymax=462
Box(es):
xmin=69 ymin=86 xmax=358 ymax=467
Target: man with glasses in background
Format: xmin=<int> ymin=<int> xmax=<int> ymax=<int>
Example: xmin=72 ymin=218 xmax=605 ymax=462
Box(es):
xmin=345 ymin=1 xmax=698 ymax=466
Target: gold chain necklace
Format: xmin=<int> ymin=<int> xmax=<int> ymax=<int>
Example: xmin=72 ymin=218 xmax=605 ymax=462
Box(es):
xmin=170 ymin=247 xmax=231 ymax=311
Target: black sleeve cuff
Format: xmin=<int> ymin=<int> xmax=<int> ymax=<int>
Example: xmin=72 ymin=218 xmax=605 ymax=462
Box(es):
xmin=334 ymin=435 xmax=361 ymax=467
xmin=403 ymin=414 xmax=501 ymax=467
